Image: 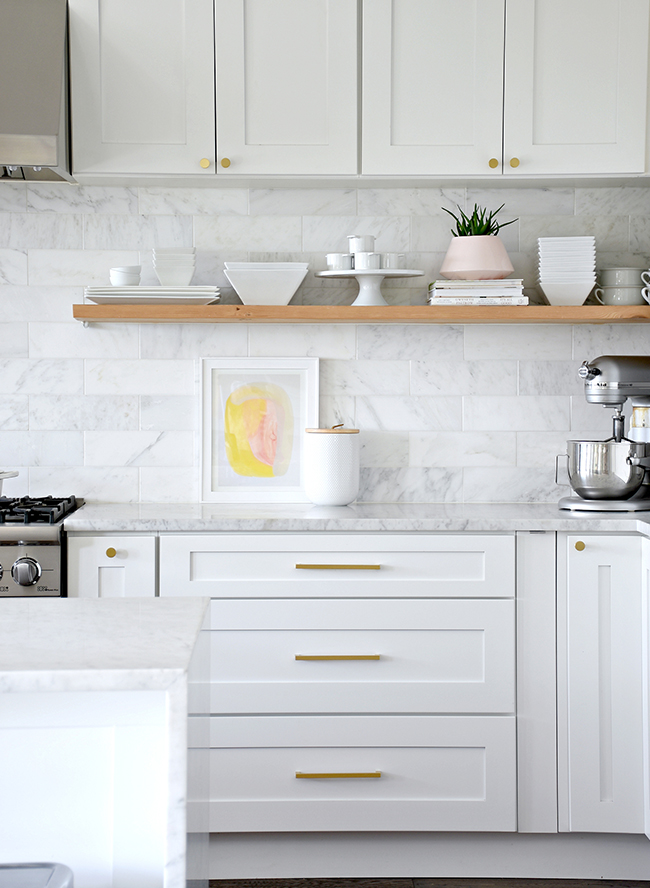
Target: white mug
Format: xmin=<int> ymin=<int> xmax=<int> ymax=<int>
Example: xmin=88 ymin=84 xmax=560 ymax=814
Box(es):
xmin=382 ymin=252 xmax=405 ymax=269
xmin=642 ymin=270 xmax=650 ymax=288
xmin=599 ymin=267 xmax=644 ymax=287
xmin=353 ymin=251 xmax=381 ymax=269
xmin=642 ymin=287 xmax=650 ymax=304
xmin=325 ymin=252 xmax=354 ymax=270
xmin=347 ymin=234 xmax=375 ymax=253
xmin=594 ymin=286 xmax=645 ymax=306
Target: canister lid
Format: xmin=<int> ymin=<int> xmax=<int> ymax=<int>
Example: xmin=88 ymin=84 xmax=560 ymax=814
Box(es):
xmin=306 ymin=424 xmax=359 ymax=434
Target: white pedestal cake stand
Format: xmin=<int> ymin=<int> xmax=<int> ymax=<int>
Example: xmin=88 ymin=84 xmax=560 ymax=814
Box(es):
xmin=315 ymin=269 xmax=424 ymax=306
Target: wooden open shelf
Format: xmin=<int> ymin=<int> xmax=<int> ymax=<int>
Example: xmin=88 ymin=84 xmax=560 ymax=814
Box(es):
xmin=72 ymin=303 xmax=650 ymax=325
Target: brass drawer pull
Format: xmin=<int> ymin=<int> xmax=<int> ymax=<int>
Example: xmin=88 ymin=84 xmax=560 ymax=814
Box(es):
xmin=295 ymin=654 xmax=381 ymax=661
xmin=295 ymin=563 xmax=381 ymax=570
xmin=296 ymin=771 xmax=381 ymax=779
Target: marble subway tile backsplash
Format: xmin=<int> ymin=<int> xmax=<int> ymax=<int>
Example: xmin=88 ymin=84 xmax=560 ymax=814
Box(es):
xmin=1 ymin=181 xmax=650 ymax=503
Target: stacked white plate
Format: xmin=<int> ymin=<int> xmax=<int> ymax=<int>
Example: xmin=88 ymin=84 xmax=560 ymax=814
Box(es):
xmin=537 ymin=236 xmax=596 ymax=305
xmin=153 ymin=248 xmax=196 ymax=287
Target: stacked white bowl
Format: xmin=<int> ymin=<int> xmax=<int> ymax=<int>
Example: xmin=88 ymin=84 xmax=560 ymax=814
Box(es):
xmin=223 ymin=261 xmax=309 ymax=305
xmin=537 ymin=236 xmax=596 ymax=305
xmin=153 ymin=248 xmax=196 ymax=287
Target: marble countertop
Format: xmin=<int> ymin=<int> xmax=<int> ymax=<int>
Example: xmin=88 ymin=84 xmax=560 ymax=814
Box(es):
xmin=63 ymin=501 xmax=650 ymax=535
xmin=0 ymin=597 xmax=209 ymax=693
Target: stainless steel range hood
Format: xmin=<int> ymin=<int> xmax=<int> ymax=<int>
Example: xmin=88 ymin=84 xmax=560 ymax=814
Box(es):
xmin=0 ymin=0 xmax=73 ymax=182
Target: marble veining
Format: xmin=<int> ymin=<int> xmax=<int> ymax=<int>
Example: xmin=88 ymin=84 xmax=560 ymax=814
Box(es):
xmin=0 ymin=597 xmax=208 ymax=690
xmin=62 ymin=501 xmax=650 ymax=535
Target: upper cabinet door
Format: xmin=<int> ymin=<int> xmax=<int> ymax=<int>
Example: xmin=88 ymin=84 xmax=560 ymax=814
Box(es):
xmin=503 ymin=0 xmax=650 ymax=175
xmin=70 ymin=0 xmax=216 ymax=176
xmin=362 ymin=0 xmax=506 ymax=176
xmin=214 ymin=0 xmax=357 ymax=175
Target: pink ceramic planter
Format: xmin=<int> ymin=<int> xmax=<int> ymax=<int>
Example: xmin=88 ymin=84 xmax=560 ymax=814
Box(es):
xmin=440 ymin=234 xmax=514 ymax=280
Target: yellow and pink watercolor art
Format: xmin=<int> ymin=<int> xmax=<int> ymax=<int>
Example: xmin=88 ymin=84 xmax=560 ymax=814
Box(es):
xmin=223 ymin=383 xmax=294 ymax=477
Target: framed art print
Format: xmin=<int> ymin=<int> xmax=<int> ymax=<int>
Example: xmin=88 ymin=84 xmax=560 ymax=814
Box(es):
xmin=200 ymin=357 xmax=319 ymax=502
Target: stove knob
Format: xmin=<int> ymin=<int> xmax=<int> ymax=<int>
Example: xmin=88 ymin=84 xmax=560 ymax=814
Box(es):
xmin=11 ymin=557 xmax=42 ymax=586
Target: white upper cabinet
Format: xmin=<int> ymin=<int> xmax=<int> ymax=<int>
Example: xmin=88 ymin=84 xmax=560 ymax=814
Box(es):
xmin=214 ymin=0 xmax=358 ymax=175
xmin=362 ymin=0 xmax=506 ymax=176
xmin=362 ymin=0 xmax=650 ymax=177
xmin=503 ymin=0 xmax=650 ymax=175
xmin=70 ymin=0 xmax=357 ymax=177
xmin=69 ymin=0 xmax=216 ymax=176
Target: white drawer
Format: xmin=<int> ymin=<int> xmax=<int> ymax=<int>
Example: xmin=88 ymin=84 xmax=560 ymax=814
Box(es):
xmin=159 ymin=533 xmax=515 ymax=598
xmin=206 ymin=598 xmax=514 ymax=713
xmin=188 ymin=715 xmax=516 ymax=832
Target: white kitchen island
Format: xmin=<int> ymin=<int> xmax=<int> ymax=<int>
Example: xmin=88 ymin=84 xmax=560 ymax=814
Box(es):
xmin=0 ymin=597 xmax=209 ymax=888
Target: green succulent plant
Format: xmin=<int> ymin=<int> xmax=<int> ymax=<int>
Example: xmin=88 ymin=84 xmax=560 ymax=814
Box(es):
xmin=442 ymin=202 xmax=517 ymax=237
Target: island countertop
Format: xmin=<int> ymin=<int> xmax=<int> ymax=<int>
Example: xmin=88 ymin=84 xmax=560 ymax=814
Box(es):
xmin=62 ymin=501 xmax=650 ymax=535
xmin=0 ymin=596 xmax=209 ymax=693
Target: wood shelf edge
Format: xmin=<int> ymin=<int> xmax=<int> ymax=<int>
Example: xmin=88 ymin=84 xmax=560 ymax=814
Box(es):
xmin=72 ymin=304 xmax=650 ymax=324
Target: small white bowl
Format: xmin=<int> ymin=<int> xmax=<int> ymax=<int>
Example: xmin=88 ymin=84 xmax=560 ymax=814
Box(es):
xmin=110 ymin=265 xmax=141 ymax=286
xmin=155 ymin=267 xmax=195 ymax=287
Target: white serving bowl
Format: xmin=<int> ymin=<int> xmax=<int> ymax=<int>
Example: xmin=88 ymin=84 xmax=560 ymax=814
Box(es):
xmin=224 ymin=266 xmax=308 ymax=305
xmin=538 ymin=281 xmax=594 ymax=306
xmin=224 ymin=261 xmax=308 ymax=270
xmin=155 ymin=266 xmax=195 ymax=287
xmin=153 ymin=248 xmax=196 ymax=256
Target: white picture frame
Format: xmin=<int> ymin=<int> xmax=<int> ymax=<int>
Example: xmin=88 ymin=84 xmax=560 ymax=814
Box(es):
xmin=200 ymin=357 xmax=319 ymax=503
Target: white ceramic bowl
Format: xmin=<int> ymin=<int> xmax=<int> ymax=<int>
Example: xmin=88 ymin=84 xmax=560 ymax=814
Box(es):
xmin=538 ymin=281 xmax=594 ymax=306
xmin=155 ymin=267 xmax=195 ymax=287
xmin=110 ymin=265 xmax=141 ymax=286
xmin=153 ymin=259 xmax=196 ymax=268
xmin=153 ymin=248 xmax=195 ymax=256
xmin=224 ymin=262 xmax=308 ymax=270
xmin=224 ymin=266 xmax=308 ymax=305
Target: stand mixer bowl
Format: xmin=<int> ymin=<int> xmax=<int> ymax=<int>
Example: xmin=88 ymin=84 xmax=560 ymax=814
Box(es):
xmin=566 ymin=439 xmax=648 ymax=500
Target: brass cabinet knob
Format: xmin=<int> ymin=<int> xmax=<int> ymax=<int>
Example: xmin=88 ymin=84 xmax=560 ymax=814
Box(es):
xmin=509 ymin=157 xmax=520 ymax=168
xmin=220 ymin=157 xmax=231 ymax=168
xmin=106 ymin=547 xmax=117 ymax=558
xmin=199 ymin=158 xmax=211 ymax=169
xmin=488 ymin=157 xmax=499 ymax=169
xmin=575 ymin=541 xmax=586 ymax=551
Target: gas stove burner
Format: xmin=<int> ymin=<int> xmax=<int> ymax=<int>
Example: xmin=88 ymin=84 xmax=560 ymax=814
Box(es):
xmin=0 ymin=495 xmax=80 ymax=525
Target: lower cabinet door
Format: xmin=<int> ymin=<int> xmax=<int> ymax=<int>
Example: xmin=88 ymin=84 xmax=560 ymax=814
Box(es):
xmin=67 ymin=535 xmax=157 ymax=598
xmin=196 ymin=715 xmax=517 ymax=832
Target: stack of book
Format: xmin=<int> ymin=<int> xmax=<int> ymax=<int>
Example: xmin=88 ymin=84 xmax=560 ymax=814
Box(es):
xmin=428 ymin=279 xmax=528 ymax=305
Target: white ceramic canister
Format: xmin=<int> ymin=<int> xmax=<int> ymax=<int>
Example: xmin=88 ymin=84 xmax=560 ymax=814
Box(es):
xmin=304 ymin=425 xmax=360 ymax=506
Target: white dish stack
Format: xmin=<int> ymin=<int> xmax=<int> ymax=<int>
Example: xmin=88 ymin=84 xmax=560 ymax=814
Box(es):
xmin=537 ymin=236 xmax=596 ymax=305
xmin=153 ymin=248 xmax=196 ymax=287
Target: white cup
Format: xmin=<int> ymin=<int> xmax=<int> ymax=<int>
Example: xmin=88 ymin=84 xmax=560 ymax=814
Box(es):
xmin=599 ymin=267 xmax=645 ymax=287
xmin=353 ymin=251 xmax=381 ymax=270
xmin=382 ymin=252 xmax=405 ymax=269
xmin=594 ymin=286 xmax=645 ymax=306
xmin=325 ymin=252 xmax=354 ymax=270
xmin=642 ymin=287 xmax=650 ymax=304
xmin=642 ymin=270 xmax=650 ymax=287
xmin=109 ymin=265 xmax=141 ymax=286
xmin=347 ymin=234 xmax=375 ymax=253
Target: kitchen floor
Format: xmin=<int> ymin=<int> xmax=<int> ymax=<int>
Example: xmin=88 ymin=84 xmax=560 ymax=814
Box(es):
xmin=209 ymin=881 xmax=650 ymax=887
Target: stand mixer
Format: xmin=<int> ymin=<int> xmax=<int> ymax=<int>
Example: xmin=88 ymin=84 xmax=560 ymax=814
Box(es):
xmin=558 ymin=355 xmax=650 ymax=511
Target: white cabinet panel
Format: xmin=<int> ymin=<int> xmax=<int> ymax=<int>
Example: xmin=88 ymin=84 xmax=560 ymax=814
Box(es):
xmin=215 ymin=0 xmax=357 ymax=174
xmin=207 ymin=597 xmax=515 ymax=713
xmin=159 ymin=533 xmax=515 ymax=598
xmin=558 ymin=533 xmax=644 ymax=834
xmin=68 ymin=535 xmax=157 ymax=598
xmin=504 ymin=0 xmax=649 ymax=174
xmin=198 ymin=715 xmax=516 ymax=832
xmin=362 ymin=0 xmax=505 ymax=176
xmin=70 ymin=0 xmax=215 ymax=175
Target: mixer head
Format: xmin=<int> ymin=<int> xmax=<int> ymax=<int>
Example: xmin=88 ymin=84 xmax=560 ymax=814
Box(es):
xmin=578 ymin=355 xmax=650 ymax=408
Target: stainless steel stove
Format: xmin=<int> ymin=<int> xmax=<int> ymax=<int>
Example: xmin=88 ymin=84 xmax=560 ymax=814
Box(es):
xmin=0 ymin=496 xmax=82 ymax=597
